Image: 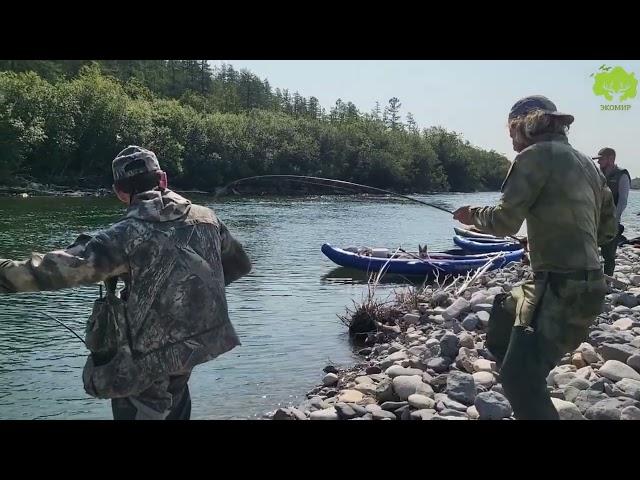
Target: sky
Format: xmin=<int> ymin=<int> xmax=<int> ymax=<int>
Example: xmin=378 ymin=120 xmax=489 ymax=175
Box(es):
xmin=212 ymin=60 xmax=640 ymax=177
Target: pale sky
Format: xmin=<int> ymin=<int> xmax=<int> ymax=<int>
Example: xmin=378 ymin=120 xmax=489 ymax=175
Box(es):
xmin=214 ymin=60 xmax=640 ymax=177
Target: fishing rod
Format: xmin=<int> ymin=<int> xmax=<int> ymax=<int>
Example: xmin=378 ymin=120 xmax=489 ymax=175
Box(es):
xmin=216 ymin=174 xmax=526 ymax=245
xmin=40 ymin=312 xmax=86 ymax=345
xmin=215 ymin=174 xmax=455 ymax=214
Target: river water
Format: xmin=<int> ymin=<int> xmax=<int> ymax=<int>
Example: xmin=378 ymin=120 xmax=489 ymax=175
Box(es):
xmin=1 ymin=191 xmax=639 ymax=419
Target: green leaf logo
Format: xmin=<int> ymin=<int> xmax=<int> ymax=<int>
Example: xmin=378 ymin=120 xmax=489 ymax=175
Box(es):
xmin=592 ymin=65 xmax=638 ymax=102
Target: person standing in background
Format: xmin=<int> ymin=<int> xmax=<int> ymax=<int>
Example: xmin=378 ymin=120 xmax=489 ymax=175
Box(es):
xmin=594 ymin=147 xmax=630 ymax=276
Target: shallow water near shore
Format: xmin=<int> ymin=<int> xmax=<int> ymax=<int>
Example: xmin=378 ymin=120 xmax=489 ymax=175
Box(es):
xmin=1 ymin=191 xmax=640 ymax=419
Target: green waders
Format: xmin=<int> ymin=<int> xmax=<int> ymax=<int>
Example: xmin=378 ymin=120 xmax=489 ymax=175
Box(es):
xmin=486 ymin=270 xmax=607 ymax=420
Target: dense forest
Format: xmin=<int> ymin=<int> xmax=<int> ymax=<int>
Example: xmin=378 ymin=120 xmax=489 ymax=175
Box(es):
xmin=0 ymin=60 xmax=511 ymax=193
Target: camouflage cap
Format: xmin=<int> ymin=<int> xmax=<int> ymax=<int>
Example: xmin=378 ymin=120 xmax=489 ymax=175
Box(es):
xmin=112 ymin=146 xmax=161 ymax=182
xmin=508 ymin=95 xmax=574 ymax=124
xmin=592 ymin=147 xmax=616 ymax=160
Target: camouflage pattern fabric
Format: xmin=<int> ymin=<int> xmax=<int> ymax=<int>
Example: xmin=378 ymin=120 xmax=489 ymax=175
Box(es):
xmin=0 ymin=189 xmax=252 ymax=417
xmin=469 ymin=133 xmax=618 ymax=272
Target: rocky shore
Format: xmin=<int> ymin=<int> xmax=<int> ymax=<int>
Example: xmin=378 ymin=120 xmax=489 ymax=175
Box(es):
xmin=270 ymin=245 xmax=640 ymax=421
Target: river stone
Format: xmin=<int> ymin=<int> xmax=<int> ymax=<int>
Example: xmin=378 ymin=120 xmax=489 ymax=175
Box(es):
xmin=337 ymin=390 xmax=363 ymax=403
xmin=432 ymin=415 xmax=469 ymax=420
xmin=393 ymin=375 xmax=434 ymax=401
xmin=588 ymin=377 xmax=613 ymax=393
xmin=436 ymin=396 xmax=469 ymax=412
xmin=585 ymin=398 xmax=640 ymax=420
xmin=372 ymin=409 xmax=397 ymax=420
xmin=408 ymin=394 xmax=436 ymax=410
xmin=474 ymin=310 xmax=492 ymax=327
xmin=458 ymin=332 xmax=475 ymax=349
xmin=443 ymin=298 xmax=471 ymax=321
xmin=440 ymin=333 xmax=460 ymax=359
xmin=599 ymin=360 xmax=640 ymax=382
xmin=385 ymin=365 xmax=425 ymax=378
xmin=431 ymin=291 xmax=451 ymax=307
xmin=423 ymin=338 xmax=441 ymax=357
xmin=571 ymin=353 xmax=587 ymax=369
xmin=439 ymin=409 xmax=468 ymax=417
xmin=615 ymin=378 xmax=640 ymax=400
xmin=395 ymin=405 xmax=412 ymax=420
xmin=563 ymin=386 xmax=581 ymax=403
xmin=310 ymin=407 xmax=338 ymax=420
xmin=611 ymin=293 xmax=639 ymax=308
xmin=322 ymin=373 xmax=339 ymax=386
xmin=621 ymin=406 xmax=640 ymax=420
xmin=456 ymin=347 xmax=479 ymax=373
xmin=613 ymin=317 xmax=634 ymax=330
xmin=573 ymin=390 xmax=610 ymax=413
xmin=597 ymin=343 xmax=640 ymax=363
xmin=308 ymin=397 xmax=328 ymax=411
xmin=576 ymin=343 xmax=600 ymax=364
xmin=380 ymin=401 xmax=409 ymax=411
xmin=426 ymin=356 xmax=451 ymax=373
xmin=334 ymin=403 xmax=361 ymax=420
xmin=354 ymin=383 xmax=378 ymax=396
xmin=446 ymin=371 xmax=477 ymax=405
xmin=576 ymin=366 xmax=594 ymax=381
xmin=470 ymin=291 xmax=489 ymax=306
xmin=554 ymin=372 xmax=577 ymax=388
xmin=379 ymin=350 xmax=409 ymax=369
xmin=472 ymin=371 xmax=495 ymax=388
xmin=590 ymin=330 xmax=636 ymax=346
xmin=550 ymin=398 xmax=587 ymax=420
xmin=629 ymin=355 xmax=640 ymax=372
xmin=474 ymin=391 xmax=512 ymax=420
xmin=408 ymin=346 xmax=427 ymax=357
xmin=566 ymin=378 xmax=591 ymax=391
xmin=365 ymin=404 xmax=382 ymax=413
xmin=403 ymin=313 xmax=421 ymax=325
xmin=631 ymin=338 xmax=640 ymax=349
xmin=605 ymin=382 xmax=626 ymax=397
xmin=421 ymin=372 xmax=434 ymax=384
xmin=462 ymin=314 xmax=479 ymax=331
xmin=546 ymin=365 xmax=577 ymax=386
xmin=350 ymin=414 xmax=373 ymax=420
xmin=375 ymin=379 xmax=398 ymax=402
xmin=411 ymin=409 xmax=437 ymax=420
xmin=367 ymin=373 xmax=388 ymax=382
xmin=467 ymin=405 xmax=480 ymax=419
xmin=473 ymin=359 xmax=493 ymax=372
xmin=355 ymin=376 xmax=372 ymax=385
xmin=273 ymin=407 xmax=307 ymax=420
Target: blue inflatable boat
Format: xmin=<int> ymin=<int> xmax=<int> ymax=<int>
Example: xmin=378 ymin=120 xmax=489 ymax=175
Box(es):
xmin=453 ymin=226 xmax=507 ymax=240
xmin=453 ymin=235 xmax=523 ymax=253
xmin=321 ymin=244 xmax=524 ymax=276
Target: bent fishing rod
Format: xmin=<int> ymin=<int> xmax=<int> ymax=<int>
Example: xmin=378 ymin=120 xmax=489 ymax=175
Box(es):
xmin=215 ymin=174 xmax=526 ymax=245
xmin=215 ymin=174 xmax=455 ymax=214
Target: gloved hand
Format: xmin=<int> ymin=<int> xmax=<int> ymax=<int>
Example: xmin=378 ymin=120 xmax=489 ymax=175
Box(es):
xmin=453 ymin=206 xmax=473 ymax=225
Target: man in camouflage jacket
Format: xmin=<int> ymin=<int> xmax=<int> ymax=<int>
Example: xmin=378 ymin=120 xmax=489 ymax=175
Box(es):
xmin=453 ymin=96 xmax=617 ymax=419
xmin=0 ymin=146 xmax=252 ymax=420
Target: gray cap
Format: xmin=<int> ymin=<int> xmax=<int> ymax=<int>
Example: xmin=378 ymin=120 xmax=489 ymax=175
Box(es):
xmin=508 ymin=95 xmax=574 ymax=124
xmin=592 ymin=147 xmax=616 ymax=160
xmin=112 ymin=146 xmax=161 ymax=182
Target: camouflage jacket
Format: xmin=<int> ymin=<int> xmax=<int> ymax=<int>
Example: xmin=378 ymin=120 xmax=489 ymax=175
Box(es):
xmin=470 ymin=133 xmax=617 ymax=272
xmin=0 ymin=189 xmax=252 ymax=399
